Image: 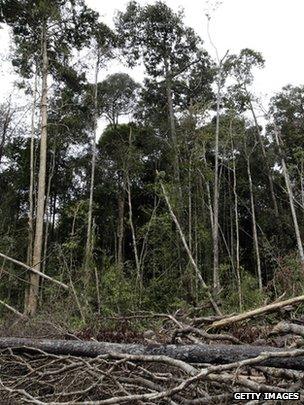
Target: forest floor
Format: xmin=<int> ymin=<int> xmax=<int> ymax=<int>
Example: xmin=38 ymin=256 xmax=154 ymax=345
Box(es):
xmin=0 ymin=304 xmax=304 ymax=404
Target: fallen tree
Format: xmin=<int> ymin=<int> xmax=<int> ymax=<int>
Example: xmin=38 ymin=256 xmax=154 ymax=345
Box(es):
xmin=1 ymin=337 xmax=304 ymax=370
xmin=209 ymin=294 xmax=304 ymax=329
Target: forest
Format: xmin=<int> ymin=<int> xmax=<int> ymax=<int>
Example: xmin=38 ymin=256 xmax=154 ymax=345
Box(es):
xmin=1 ymin=0 xmax=304 ymax=403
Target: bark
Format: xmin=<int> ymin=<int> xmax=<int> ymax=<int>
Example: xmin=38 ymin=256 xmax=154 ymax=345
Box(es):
xmin=246 ymin=156 xmax=262 ymax=291
xmin=209 ymin=293 xmax=304 ymax=329
xmin=84 ymin=53 xmax=99 ymax=283
xmin=1 ymin=337 xmax=304 ymax=370
xmin=25 ymin=23 xmax=48 ymax=316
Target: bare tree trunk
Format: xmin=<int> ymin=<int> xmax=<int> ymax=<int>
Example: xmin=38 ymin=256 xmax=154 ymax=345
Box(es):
xmin=246 ymin=156 xmax=262 ymax=291
xmin=27 ymin=70 xmax=38 ymax=266
xmin=213 ymin=81 xmax=221 ymax=293
xmin=273 ymin=127 xmax=304 ymax=269
xmin=84 ymin=54 xmax=99 ymax=286
xmin=164 ymin=60 xmax=182 ymax=209
xmin=41 ymin=147 xmax=56 ymax=282
xmin=24 ymin=71 xmax=38 ymax=312
xmin=188 ymin=155 xmax=192 ymax=251
xmin=126 ymin=175 xmax=141 ymax=285
xmin=117 ymin=187 xmax=125 ymax=268
xmin=25 ymin=23 xmax=48 ymax=316
xmin=232 ymin=142 xmax=242 ymax=310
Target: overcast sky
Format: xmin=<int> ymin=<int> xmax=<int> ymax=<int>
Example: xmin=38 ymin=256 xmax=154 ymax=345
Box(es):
xmin=1 ymin=0 xmax=304 ymax=106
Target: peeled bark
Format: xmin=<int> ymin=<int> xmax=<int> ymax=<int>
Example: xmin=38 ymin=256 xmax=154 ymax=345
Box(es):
xmin=1 ymin=337 xmax=304 ymax=370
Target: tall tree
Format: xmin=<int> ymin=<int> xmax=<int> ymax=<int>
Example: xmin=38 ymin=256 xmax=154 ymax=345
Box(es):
xmin=116 ymin=1 xmax=212 ymax=208
xmin=2 ymin=0 xmax=100 ymax=315
xmin=84 ymin=23 xmax=115 ymax=288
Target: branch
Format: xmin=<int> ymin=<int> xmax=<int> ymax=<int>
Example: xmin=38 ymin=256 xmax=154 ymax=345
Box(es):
xmin=0 ymin=252 xmax=69 ymax=290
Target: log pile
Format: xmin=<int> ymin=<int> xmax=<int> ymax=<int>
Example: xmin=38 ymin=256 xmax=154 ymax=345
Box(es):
xmin=1 ymin=296 xmax=304 ymax=403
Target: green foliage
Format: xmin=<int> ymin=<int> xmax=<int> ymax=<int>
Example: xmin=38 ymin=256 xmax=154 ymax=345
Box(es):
xmin=99 ymin=264 xmax=139 ymax=316
xmin=221 ymin=268 xmax=267 ymax=312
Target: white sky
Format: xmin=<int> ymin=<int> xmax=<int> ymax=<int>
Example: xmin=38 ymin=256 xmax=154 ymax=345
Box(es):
xmin=1 ymin=0 xmax=304 ymax=107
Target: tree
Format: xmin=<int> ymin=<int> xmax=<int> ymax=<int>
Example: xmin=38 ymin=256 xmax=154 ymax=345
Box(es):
xmin=83 ymin=23 xmax=115 ymax=289
xmin=98 ymin=73 xmax=140 ymax=126
xmin=2 ymin=0 xmax=100 ymax=315
xmin=116 ymin=1 xmax=212 ymax=208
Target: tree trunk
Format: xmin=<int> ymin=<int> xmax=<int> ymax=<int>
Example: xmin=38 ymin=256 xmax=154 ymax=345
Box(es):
xmin=213 ymin=81 xmax=221 ymax=293
xmin=231 ymin=133 xmax=242 ymax=310
xmin=41 ymin=146 xmax=56 ymax=298
xmin=25 ymin=23 xmax=48 ymax=316
xmin=1 ymin=337 xmax=304 ymax=370
xmin=117 ymin=187 xmax=125 ymax=268
xmin=164 ymin=60 xmax=182 ymax=209
xmin=24 ymin=70 xmax=38 ymax=312
xmin=27 ymin=70 xmax=38 ymax=268
xmin=84 ymin=54 xmax=99 ymax=286
xmin=126 ymin=175 xmax=141 ymax=285
xmin=246 ymin=156 xmax=262 ymax=291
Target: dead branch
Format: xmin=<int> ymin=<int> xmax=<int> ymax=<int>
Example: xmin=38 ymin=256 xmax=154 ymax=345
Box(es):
xmin=209 ymin=294 xmax=304 ymax=329
xmin=0 ymin=252 xmax=69 ymax=290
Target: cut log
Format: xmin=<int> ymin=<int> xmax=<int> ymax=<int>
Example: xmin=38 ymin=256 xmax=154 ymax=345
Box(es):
xmin=209 ymin=294 xmax=304 ymax=330
xmin=1 ymin=337 xmax=304 ymax=370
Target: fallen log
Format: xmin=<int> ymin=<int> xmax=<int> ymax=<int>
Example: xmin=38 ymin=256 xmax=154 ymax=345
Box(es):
xmin=271 ymin=321 xmax=304 ymax=338
xmin=1 ymin=337 xmax=304 ymax=370
xmin=209 ymin=294 xmax=304 ymax=330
